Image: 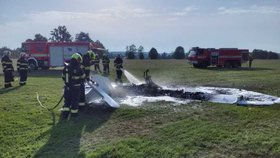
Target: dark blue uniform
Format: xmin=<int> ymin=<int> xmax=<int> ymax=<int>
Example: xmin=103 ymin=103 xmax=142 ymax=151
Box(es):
xmin=114 ymin=56 xmax=123 ymax=83
xmin=79 ymin=53 xmax=93 ymax=108
xmin=1 ymin=55 xmax=14 ymax=88
xmin=102 ymin=55 xmax=110 ymax=74
xmin=61 ymin=58 xmax=85 ymax=118
xmin=81 ymin=53 xmax=92 ymax=81
xmin=17 ymin=57 xmax=28 ymax=85
xmin=93 ymin=54 xmax=101 ymax=73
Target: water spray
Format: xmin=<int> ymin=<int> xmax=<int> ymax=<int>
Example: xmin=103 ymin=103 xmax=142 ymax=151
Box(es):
xmin=121 ymin=68 xmax=143 ymax=85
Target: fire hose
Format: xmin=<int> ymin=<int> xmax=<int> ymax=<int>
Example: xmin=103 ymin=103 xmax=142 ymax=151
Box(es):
xmin=36 ymin=92 xmax=64 ymax=111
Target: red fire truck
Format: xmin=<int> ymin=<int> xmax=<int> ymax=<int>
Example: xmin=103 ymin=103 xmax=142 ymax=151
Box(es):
xmin=21 ymin=41 xmax=103 ymax=69
xmin=187 ymin=47 xmax=249 ymax=68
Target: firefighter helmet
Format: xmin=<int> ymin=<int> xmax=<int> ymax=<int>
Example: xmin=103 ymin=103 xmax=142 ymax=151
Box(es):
xmin=71 ymin=53 xmax=83 ymax=63
xmin=3 ymin=50 xmax=11 ymax=56
xmin=20 ymin=52 xmax=27 ymax=58
xmin=87 ymin=50 xmax=95 ymax=59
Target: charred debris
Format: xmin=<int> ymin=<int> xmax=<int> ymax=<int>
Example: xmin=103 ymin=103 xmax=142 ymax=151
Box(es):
xmin=117 ymin=69 xmax=208 ymax=101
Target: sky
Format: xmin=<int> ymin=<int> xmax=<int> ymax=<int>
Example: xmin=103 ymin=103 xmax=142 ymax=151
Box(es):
xmin=0 ymin=0 xmax=280 ymax=53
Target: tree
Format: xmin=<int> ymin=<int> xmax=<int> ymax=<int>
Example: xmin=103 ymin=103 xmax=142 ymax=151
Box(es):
xmin=149 ymin=47 xmax=159 ymax=59
xmin=75 ymin=32 xmax=93 ymax=42
xmin=25 ymin=39 xmax=33 ymax=42
xmin=161 ymin=52 xmax=168 ymax=59
xmin=24 ymin=34 xmax=48 ymax=42
xmin=34 ymin=34 xmax=48 ymax=42
xmin=0 ymin=47 xmax=21 ymax=58
xmin=138 ymin=45 xmax=144 ymax=59
xmin=50 ymin=25 xmax=72 ymax=42
xmin=126 ymin=44 xmax=137 ymax=59
xmin=94 ymin=40 xmax=105 ymax=49
xmin=127 ymin=51 xmax=135 ymax=59
xmin=173 ymin=46 xmax=185 ymax=59
xmin=252 ymin=49 xmax=279 ymax=59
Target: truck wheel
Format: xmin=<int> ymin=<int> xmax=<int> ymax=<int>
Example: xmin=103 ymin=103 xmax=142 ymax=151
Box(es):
xmin=201 ymin=63 xmax=208 ymax=68
xmin=193 ymin=64 xmax=199 ymax=68
xmin=28 ymin=60 xmax=38 ymax=70
xmin=224 ymin=61 xmax=231 ymax=68
xmin=232 ymin=61 xmax=240 ymax=68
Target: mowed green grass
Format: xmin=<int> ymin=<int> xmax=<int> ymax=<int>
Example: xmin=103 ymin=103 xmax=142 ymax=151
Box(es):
xmin=0 ymin=59 xmax=280 ymax=158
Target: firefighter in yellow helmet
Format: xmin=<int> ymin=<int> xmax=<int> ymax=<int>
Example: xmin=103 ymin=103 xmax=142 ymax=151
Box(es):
xmin=79 ymin=50 xmax=95 ymax=109
xmin=93 ymin=52 xmax=101 ymax=73
xmin=61 ymin=53 xmax=85 ymax=118
xmin=81 ymin=50 xmax=95 ymax=81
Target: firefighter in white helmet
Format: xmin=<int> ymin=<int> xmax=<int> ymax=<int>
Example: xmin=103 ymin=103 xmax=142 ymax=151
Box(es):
xmin=17 ymin=52 xmax=28 ymax=86
xmin=1 ymin=50 xmax=14 ymax=88
xmin=61 ymin=53 xmax=85 ymax=118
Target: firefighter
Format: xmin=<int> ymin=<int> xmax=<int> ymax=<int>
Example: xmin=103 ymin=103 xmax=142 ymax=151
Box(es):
xmin=249 ymin=54 xmax=253 ymax=68
xmin=78 ymin=51 xmax=90 ymax=109
xmin=93 ymin=53 xmax=101 ymax=73
xmin=114 ymin=54 xmax=123 ymax=83
xmin=61 ymin=53 xmax=85 ymax=118
xmin=102 ymin=54 xmax=110 ymax=74
xmin=1 ymin=51 xmax=14 ymax=88
xmin=79 ymin=50 xmax=95 ymax=109
xmin=17 ymin=52 xmax=28 ymax=86
xmin=81 ymin=50 xmax=95 ymax=81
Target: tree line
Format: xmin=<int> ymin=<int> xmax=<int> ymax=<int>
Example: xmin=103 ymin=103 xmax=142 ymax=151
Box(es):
xmin=125 ymin=45 xmax=186 ymax=60
xmin=252 ymin=49 xmax=279 ymax=59
xmin=0 ymin=25 xmax=279 ymax=59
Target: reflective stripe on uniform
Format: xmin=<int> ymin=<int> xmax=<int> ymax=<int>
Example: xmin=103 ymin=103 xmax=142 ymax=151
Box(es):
xmin=84 ymin=67 xmax=90 ymax=70
xmin=73 ymin=84 xmax=81 ymax=86
xmin=79 ymin=102 xmax=85 ymax=106
xmin=72 ymin=74 xmax=85 ymax=79
xmin=62 ymin=107 xmax=70 ymax=111
xmin=72 ymin=76 xmax=80 ymax=79
xmin=71 ymin=109 xmax=78 ymax=113
xmin=2 ymin=62 xmax=12 ymax=64
xmin=81 ymin=74 xmax=85 ymax=79
xmin=5 ymin=82 xmax=10 ymax=85
xmin=17 ymin=62 xmax=28 ymax=66
xmin=65 ymin=73 xmax=69 ymax=83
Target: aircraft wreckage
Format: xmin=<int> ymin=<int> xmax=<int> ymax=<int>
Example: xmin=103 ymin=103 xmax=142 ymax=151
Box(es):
xmin=85 ymin=70 xmax=280 ymax=108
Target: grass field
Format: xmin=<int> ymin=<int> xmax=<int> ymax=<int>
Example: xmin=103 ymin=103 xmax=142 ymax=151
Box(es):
xmin=0 ymin=59 xmax=280 ymax=158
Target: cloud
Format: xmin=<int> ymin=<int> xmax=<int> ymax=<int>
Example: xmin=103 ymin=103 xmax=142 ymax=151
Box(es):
xmin=170 ymin=6 xmax=198 ymax=16
xmin=218 ymin=5 xmax=280 ymax=14
xmin=100 ymin=7 xmax=158 ymax=18
xmin=1 ymin=4 xmax=279 ymax=53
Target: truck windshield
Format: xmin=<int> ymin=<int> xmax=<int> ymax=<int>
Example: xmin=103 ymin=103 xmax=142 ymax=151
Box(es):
xmin=188 ymin=50 xmax=197 ymax=57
